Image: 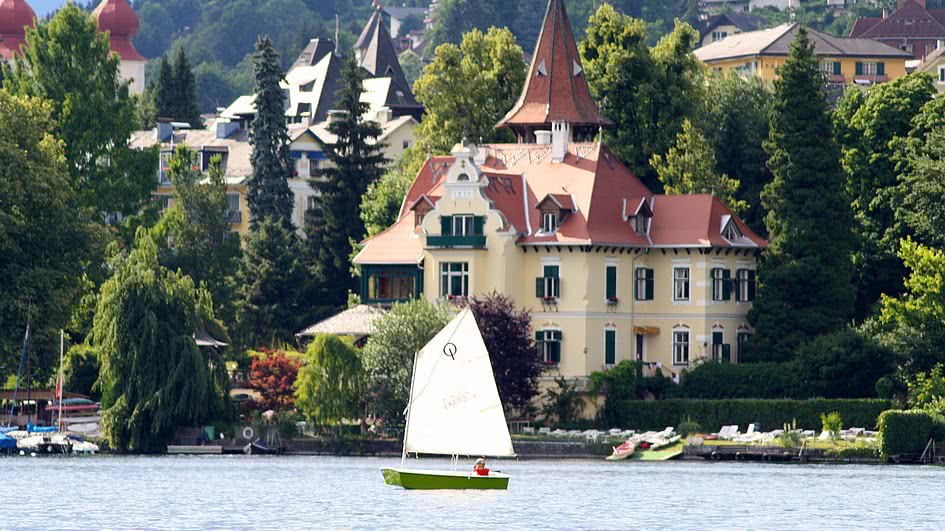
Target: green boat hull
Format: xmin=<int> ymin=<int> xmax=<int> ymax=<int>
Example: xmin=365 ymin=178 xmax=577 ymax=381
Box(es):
xmin=381 ymin=468 xmax=510 ymax=490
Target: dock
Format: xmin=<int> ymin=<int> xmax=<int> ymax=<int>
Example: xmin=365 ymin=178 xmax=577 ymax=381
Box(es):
xmin=167 ymin=445 xmax=223 ymax=455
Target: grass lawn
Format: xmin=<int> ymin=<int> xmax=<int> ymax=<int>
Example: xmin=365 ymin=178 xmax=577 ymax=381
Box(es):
xmin=694 ymin=437 xmax=877 ymax=451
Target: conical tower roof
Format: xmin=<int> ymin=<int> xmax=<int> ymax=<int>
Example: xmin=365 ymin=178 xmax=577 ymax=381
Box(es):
xmin=497 ymin=0 xmax=610 ymax=130
xmin=0 ymin=0 xmax=35 ymax=59
xmin=354 ymin=2 xmax=422 ymax=118
xmin=92 ymin=0 xmax=145 ymax=61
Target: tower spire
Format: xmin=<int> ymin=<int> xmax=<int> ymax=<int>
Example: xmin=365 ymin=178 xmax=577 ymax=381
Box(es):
xmin=496 ymin=0 xmax=611 ymax=143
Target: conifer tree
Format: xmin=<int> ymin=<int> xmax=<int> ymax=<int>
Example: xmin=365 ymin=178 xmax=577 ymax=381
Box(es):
xmin=746 ymin=28 xmax=855 ymax=362
xmin=307 ymin=56 xmax=386 ymax=306
xmin=153 ymin=55 xmax=175 ymax=119
xmin=172 ymin=47 xmax=202 ymax=127
xmin=247 ymin=36 xmax=294 ymax=227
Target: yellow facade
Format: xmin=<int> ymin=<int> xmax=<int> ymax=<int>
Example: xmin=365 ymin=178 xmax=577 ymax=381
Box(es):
xmin=706 ymin=54 xmax=907 ymax=84
xmin=413 ymin=154 xmax=756 ymax=381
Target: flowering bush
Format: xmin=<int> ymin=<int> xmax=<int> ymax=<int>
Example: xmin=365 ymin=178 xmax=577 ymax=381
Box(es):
xmin=247 ymin=348 xmax=303 ymax=411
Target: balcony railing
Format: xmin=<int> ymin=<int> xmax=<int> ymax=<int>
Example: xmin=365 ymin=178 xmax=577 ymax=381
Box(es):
xmin=426 ymin=235 xmax=486 ymax=248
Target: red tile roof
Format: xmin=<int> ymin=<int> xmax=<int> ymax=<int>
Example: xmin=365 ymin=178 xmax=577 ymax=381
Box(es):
xmin=356 ymin=143 xmax=765 ymax=264
xmin=850 ymin=1 xmax=945 ymax=40
xmin=497 ymin=0 xmax=611 ymax=128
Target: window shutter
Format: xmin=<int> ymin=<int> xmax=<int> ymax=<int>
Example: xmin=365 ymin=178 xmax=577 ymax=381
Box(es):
xmin=536 ymin=277 xmax=544 ymax=297
xmin=606 ymin=266 xmax=617 ymax=299
xmin=645 ymin=268 xmax=654 ymax=300
xmin=554 ymin=277 xmax=560 ymax=298
xmin=473 ymin=216 xmax=485 ymax=235
xmin=551 ymin=344 xmax=560 ymax=363
xmin=722 ymin=344 xmax=731 ymax=363
xmin=747 ymin=270 xmax=756 ymax=301
xmin=722 ymin=269 xmax=732 ymax=300
xmin=734 ymin=269 xmax=743 ymax=301
xmin=713 ymin=331 xmax=723 ymax=345
xmin=833 ymin=61 xmax=841 ymax=76
xmin=440 ymin=215 xmax=452 ymax=235
xmin=634 ymin=271 xmax=640 ymax=300
xmin=553 ymin=330 xmax=562 ymax=341
xmin=877 ymin=62 xmax=885 ymax=76
xmin=535 ymin=331 xmax=543 ymax=343
xmin=605 ymin=330 xmax=616 ymax=365
xmin=855 ymin=62 xmax=863 ymax=75
xmin=711 ymin=268 xmax=720 ymax=300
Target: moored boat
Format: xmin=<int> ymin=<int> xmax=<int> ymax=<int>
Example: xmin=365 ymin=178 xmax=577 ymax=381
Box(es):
xmin=605 ymin=440 xmax=637 ymax=461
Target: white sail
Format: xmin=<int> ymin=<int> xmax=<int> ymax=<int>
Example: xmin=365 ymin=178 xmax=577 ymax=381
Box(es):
xmin=404 ymin=308 xmax=515 ymax=457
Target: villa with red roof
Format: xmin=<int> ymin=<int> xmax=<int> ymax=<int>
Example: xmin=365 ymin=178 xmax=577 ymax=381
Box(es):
xmin=0 ymin=0 xmax=147 ymax=94
xmin=353 ymin=0 xmax=766 ymax=380
xmin=850 ymin=0 xmax=945 ymax=60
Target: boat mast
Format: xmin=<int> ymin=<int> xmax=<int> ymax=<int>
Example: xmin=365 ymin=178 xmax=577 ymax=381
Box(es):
xmin=6 ymin=304 xmax=30 ymax=427
xmin=57 ymin=329 xmax=64 ymax=431
xmin=400 ymin=348 xmax=421 ymax=467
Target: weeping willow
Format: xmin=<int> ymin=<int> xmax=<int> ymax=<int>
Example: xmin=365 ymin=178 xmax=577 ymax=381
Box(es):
xmin=95 ymin=230 xmax=228 ymax=452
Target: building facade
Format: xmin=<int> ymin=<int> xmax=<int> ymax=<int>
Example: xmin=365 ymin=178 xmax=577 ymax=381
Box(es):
xmin=354 ymin=0 xmax=766 ymax=381
xmin=850 ymin=0 xmax=945 ymax=60
xmin=695 ymin=23 xmax=911 ymax=85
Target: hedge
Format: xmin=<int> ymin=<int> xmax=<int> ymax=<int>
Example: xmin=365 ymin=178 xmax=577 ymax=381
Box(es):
xmin=602 ymin=399 xmax=892 ymax=431
xmin=877 ymin=410 xmax=945 ymax=458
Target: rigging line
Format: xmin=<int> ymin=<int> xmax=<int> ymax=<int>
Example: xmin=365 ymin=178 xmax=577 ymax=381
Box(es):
xmin=7 ymin=302 xmax=30 ymax=427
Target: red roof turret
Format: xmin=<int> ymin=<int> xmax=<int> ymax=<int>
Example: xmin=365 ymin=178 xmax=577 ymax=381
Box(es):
xmin=92 ymin=0 xmax=145 ymax=61
xmin=497 ymin=0 xmax=611 ymax=139
xmin=0 ymin=0 xmax=36 ymax=59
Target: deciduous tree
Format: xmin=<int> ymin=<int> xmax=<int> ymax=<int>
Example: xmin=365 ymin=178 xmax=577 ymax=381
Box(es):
xmin=248 ymin=348 xmax=302 ymax=411
xmin=294 ymin=334 xmax=365 ymax=426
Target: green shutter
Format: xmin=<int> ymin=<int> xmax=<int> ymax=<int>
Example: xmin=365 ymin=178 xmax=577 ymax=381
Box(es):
xmin=855 ymin=62 xmax=863 ymax=75
xmin=536 ymin=277 xmax=544 ymax=297
xmin=877 ymin=62 xmax=885 ymax=76
xmin=833 ymin=61 xmax=841 ymax=76
xmin=645 ymin=268 xmax=654 ymax=300
xmin=473 ymin=216 xmax=485 ymax=235
xmin=554 ymin=277 xmax=560 ymax=298
xmin=734 ymin=269 xmax=743 ymax=302
xmin=606 ymin=265 xmax=616 ymax=299
xmin=722 ymin=344 xmax=731 ymax=363
xmin=535 ymin=331 xmax=543 ymax=342
xmin=440 ymin=215 xmax=452 ymax=235
xmin=712 ymin=331 xmax=723 ymax=345
xmin=605 ymin=330 xmax=616 ymax=365
xmin=722 ymin=269 xmax=731 ymax=300
xmin=747 ymin=270 xmax=756 ymax=301
xmin=634 ymin=270 xmax=640 ymax=300
xmin=711 ymin=268 xmax=720 ymax=300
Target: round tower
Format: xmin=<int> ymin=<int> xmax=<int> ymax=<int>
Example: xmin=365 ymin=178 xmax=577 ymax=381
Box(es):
xmin=92 ymin=0 xmax=146 ymax=94
xmin=0 ymin=0 xmax=36 ymax=60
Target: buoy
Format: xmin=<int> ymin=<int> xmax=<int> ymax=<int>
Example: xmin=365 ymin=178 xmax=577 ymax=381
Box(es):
xmin=242 ymin=426 xmax=255 ymax=440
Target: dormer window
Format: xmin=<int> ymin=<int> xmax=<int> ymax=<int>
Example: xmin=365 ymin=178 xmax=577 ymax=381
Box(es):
xmin=721 ymin=216 xmax=742 ymax=241
xmin=542 ymin=212 xmax=558 ymax=233
xmin=452 ymin=214 xmax=476 ymax=236
xmin=457 ymin=173 xmax=470 ymax=181
xmin=627 ymin=197 xmax=652 ymax=235
xmin=634 ymin=214 xmax=648 ymax=235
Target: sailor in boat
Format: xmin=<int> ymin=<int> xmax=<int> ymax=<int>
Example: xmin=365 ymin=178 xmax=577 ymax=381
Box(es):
xmin=473 ymin=457 xmax=489 ymax=476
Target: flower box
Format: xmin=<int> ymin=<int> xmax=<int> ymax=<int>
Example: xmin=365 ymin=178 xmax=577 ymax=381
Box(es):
xmin=607 ymin=296 xmax=619 ymax=304
xmin=542 ymin=296 xmax=557 ymax=302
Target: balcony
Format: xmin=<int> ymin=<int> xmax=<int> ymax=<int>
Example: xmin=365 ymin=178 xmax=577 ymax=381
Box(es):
xmin=227 ymin=210 xmax=242 ymax=224
xmin=426 ymin=235 xmax=486 ymax=248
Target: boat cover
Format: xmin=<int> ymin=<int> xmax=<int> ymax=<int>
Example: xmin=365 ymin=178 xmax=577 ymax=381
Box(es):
xmin=0 ymin=433 xmax=15 ymax=449
xmin=27 ymin=422 xmax=57 ymax=433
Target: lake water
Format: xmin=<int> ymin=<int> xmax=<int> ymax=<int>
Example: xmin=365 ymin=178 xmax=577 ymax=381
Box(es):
xmin=3 ymin=455 xmax=943 ymax=530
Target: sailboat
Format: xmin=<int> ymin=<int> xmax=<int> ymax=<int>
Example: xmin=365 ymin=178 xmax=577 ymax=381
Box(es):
xmin=381 ymin=308 xmax=515 ymax=490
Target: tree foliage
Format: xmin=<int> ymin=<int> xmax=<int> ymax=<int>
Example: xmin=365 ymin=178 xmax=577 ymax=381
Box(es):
xmin=747 ymin=28 xmax=855 ymax=362
xmin=62 ymin=342 xmax=101 ymax=401
xmin=248 ymin=348 xmax=302 ymax=411
xmin=236 ymin=217 xmax=311 ymax=347
xmin=898 ymin=126 xmax=945 ymax=249
xmin=95 ymin=230 xmax=228 ymax=452
xmin=362 ymin=299 xmax=452 ymax=422
xmin=834 ymin=73 xmax=936 ymax=320
xmin=7 ymin=4 xmax=157 ymax=218
xmin=413 ymin=27 xmax=525 ymax=154
xmin=651 ymin=118 xmax=747 ymax=215
xmin=0 ymin=89 xmax=101 ymax=384
xmin=247 ymin=36 xmax=294 ymax=226
xmin=307 ymin=55 xmax=386 ymax=307
xmin=359 ymin=147 xmax=427 ymax=238
xmin=469 ymin=292 xmax=543 ymax=414
xmin=580 ymin=7 xmax=704 ymax=190
xmin=150 ymin=48 xmax=203 ymax=127
xmin=295 ymin=334 xmax=365 ymax=426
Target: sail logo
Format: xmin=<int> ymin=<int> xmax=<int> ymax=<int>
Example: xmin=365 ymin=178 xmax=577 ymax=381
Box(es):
xmin=443 ymin=391 xmax=473 ymax=410
xmin=442 ymin=342 xmax=457 ymax=360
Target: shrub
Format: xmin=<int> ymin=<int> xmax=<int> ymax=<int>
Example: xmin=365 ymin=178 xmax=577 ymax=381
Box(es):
xmin=794 ymin=328 xmax=895 ymax=398
xmin=542 ymin=377 xmax=585 ymax=426
xmin=877 ymin=409 xmax=941 ymax=458
xmin=247 ymin=348 xmax=303 ymax=411
xmin=820 ymin=411 xmax=843 ymax=438
xmin=778 ymin=420 xmax=801 ymax=448
xmin=677 ymin=416 xmax=702 ymax=437
xmin=907 ymin=364 xmax=945 ymax=410
xmin=824 ymin=444 xmax=880 ymax=460
xmin=601 ymin=398 xmax=891 ymax=431
xmin=676 ymin=362 xmax=800 ymax=399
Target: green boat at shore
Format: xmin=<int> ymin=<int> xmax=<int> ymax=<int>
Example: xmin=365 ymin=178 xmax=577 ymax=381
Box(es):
xmin=382 ymin=308 xmax=515 ymax=491
xmin=382 ymin=468 xmax=510 ymax=490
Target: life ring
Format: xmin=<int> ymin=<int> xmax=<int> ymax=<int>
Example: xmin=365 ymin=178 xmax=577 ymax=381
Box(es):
xmin=242 ymin=427 xmax=255 ymax=440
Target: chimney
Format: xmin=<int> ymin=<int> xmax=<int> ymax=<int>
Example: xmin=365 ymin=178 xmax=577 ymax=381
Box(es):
xmin=551 ymin=121 xmax=571 ymax=163
xmin=155 ymin=119 xmax=173 ymax=142
xmin=216 ymin=120 xmax=240 ymax=139
xmin=535 ymin=130 xmax=552 ymax=145
xmin=327 ymin=109 xmax=345 ymax=124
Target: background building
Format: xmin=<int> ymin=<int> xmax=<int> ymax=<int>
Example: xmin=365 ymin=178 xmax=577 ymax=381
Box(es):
xmin=850 ymin=0 xmax=945 ymax=59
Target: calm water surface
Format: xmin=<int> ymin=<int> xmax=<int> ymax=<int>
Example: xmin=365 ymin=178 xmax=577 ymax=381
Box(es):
xmin=3 ymin=455 xmax=943 ymax=530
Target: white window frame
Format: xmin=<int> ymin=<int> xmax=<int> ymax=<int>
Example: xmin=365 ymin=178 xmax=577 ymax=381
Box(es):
xmin=634 ymin=214 xmax=648 ymax=235
xmin=722 ymin=220 xmax=742 ymax=241
xmin=737 ymin=330 xmax=752 ymax=360
xmin=712 ymin=268 xmax=727 ymax=302
xmin=440 ymin=262 xmax=469 ymax=298
xmin=452 ymin=214 xmax=475 ymax=236
xmin=603 ymin=327 xmax=617 ymax=367
xmin=540 ymin=329 xmax=561 ymax=365
xmin=673 ymin=328 xmax=690 ymax=366
xmin=673 ymin=267 xmax=690 ymax=302
xmin=736 ymin=269 xmax=753 ymax=302
xmin=542 ymin=211 xmax=558 ymax=233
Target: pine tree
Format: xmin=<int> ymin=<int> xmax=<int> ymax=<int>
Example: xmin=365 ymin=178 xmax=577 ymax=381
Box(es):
xmin=153 ymin=55 xmax=175 ymax=120
xmin=746 ymin=28 xmax=855 ymax=362
xmin=307 ymin=55 xmax=386 ymax=306
xmin=247 ymin=36 xmax=294 ymax=227
xmin=172 ymin=47 xmax=202 ymax=127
